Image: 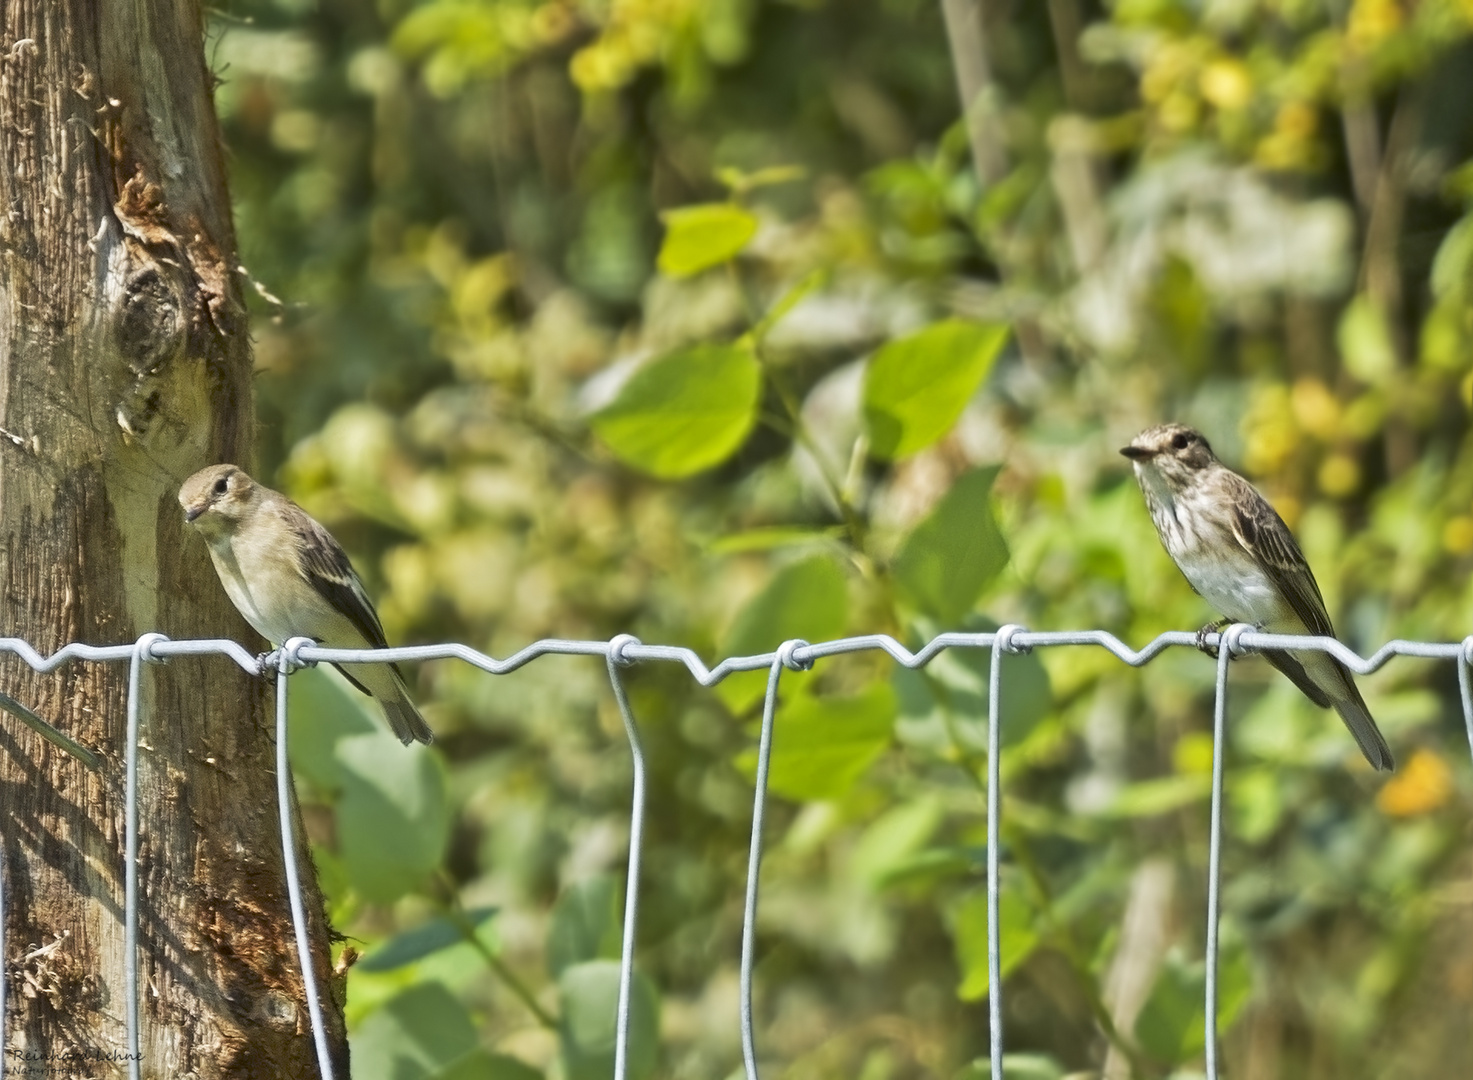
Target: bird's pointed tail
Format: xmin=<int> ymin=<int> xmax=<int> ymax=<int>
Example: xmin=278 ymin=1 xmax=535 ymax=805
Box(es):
xmin=1265 ymin=651 xmax=1393 ymax=771
xmin=1332 ymin=681 xmax=1393 ymax=772
xmin=331 ymin=661 xmax=435 ymax=744
xmin=382 ymin=663 xmax=433 ymax=744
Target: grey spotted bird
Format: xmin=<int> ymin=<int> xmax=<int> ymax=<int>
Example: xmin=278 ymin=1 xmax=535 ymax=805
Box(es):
xmin=1121 ymin=423 xmax=1392 ymax=771
xmin=179 ymin=464 xmax=433 ymax=744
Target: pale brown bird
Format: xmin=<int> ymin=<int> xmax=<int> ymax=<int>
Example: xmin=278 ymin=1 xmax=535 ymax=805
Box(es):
xmin=179 ymin=464 xmax=433 ymax=744
xmin=1122 ymin=423 xmax=1392 ymax=771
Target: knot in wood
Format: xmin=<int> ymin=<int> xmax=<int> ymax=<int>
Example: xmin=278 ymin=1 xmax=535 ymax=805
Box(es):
xmin=116 ymin=263 xmax=185 ymax=375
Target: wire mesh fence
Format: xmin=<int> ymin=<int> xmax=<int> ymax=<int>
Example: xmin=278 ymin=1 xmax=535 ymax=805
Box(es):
xmin=1 ymin=625 xmax=1472 ymax=1080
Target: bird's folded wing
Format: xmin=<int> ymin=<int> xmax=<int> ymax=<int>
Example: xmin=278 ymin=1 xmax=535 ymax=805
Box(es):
xmin=1226 ymin=476 xmax=1336 ymax=639
xmin=283 ymin=503 xmax=392 ymax=651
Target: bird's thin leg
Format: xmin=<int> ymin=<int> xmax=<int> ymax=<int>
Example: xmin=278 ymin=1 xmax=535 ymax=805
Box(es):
xmin=1196 ymin=618 xmax=1230 ymax=658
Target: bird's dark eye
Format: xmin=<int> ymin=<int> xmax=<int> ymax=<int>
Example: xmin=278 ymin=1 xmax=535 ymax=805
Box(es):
xmin=213 ymin=477 xmax=229 ymax=496
xmin=1171 ymin=433 xmax=1190 ymax=450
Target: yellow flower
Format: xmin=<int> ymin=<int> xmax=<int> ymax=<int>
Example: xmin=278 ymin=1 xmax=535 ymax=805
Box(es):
xmin=1276 ymin=101 xmax=1318 ymax=139
xmin=1142 ymin=42 xmax=1190 ymax=104
xmin=1317 ymin=454 xmax=1360 ymax=497
xmin=1443 ymin=516 xmax=1473 ymax=556
xmin=1173 ymin=732 xmax=1215 ymax=775
xmin=1376 ymin=749 xmax=1454 ymax=817
xmin=571 ymin=42 xmax=626 ymax=91
xmin=1241 ymin=383 xmax=1298 ymax=475
xmin=1159 ymin=92 xmax=1201 ymax=132
xmin=531 ymin=3 xmax=576 ymax=45
xmin=1291 ymin=378 xmax=1341 ymax=440
xmin=1347 ymin=0 xmax=1404 ymax=50
xmin=1199 ymin=59 xmax=1253 ymax=110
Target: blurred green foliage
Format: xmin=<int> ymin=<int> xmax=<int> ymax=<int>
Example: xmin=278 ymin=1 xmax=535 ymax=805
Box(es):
xmin=213 ymin=0 xmax=1473 ymax=1075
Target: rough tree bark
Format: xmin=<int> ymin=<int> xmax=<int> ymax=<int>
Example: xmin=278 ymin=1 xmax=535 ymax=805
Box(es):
xmin=0 ymin=0 xmax=348 ymax=1075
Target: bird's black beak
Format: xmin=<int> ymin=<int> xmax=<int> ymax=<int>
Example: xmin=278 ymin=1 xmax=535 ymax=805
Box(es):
xmin=1120 ymin=446 xmax=1153 ymax=461
xmin=185 ymin=505 xmax=205 ymax=522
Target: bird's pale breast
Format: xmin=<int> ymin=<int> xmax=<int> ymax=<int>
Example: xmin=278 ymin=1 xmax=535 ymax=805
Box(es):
xmin=207 ymin=517 xmax=359 ymax=647
xmin=1171 ymin=541 xmax=1285 ymax=625
xmin=1145 ymin=476 xmax=1292 ymax=627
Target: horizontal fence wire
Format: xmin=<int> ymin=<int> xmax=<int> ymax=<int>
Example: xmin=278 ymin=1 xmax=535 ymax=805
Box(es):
xmin=0 ymin=627 xmax=1471 ymax=1079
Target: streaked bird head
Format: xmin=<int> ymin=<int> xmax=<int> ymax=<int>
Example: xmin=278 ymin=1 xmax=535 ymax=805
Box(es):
xmin=179 ymin=464 xmax=258 ymax=537
xmin=1120 ymin=424 xmax=1218 ymax=488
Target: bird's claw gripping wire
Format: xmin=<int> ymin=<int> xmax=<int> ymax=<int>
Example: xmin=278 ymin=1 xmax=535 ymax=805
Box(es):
xmin=1196 ymin=619 xmax=1230 ymax=658
xmin=258 ymin=638 xmax=320 ymax=678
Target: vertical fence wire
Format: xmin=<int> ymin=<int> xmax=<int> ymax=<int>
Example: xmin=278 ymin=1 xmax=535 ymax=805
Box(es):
xmin=986 ymin=628 xmax=1024 ymax=1078
xmin=1203 ymin=626 xmax=1242 ymax=1080
xmin=123 ymin=634 xmax=167 ymax=1080
xmin=606 ymin=636 xmax=647 ymax=1080
xmin=739 ymin=655 xmax=785 ymax=1080
xmin=276 ymin=639 xmax=336 ymax=1080
xmin=123 ymin=645 xmax=142 ymax=1080
xmin=0 ymin=839 xmax=5 ymax=1080
xmin=739 ymin=640 xmax=811 ymax=1080
xmin=1458 ymin=638 xmax=1473 ymax=763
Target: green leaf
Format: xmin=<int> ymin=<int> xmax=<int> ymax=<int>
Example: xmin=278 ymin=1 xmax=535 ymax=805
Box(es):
xmin=1134 ymin=947 xmax=1251 ymax=1064
xmin=703 ymin=524 xmax=844 ymax=554
xmin=335 ymin=732 xmax=451 ymax=903
xmin=1419 ymin=299 xmax=1465 ymax=371
xmin=559 ymin=960 xmax=660 ymax=1080
xmin=863 ymin=320 xmax=1009 ymax=459
xmin=954 ymin=887 xmax=1039 ymax=1001
xmin=1337 ymin=295 xmax=1396 ymax=386
xmin=893 ymin=467 xmax=1009 ymax=623
xmin=358 ymin=907 xmax=499 ymax=972
xmin=438 ymin=1053 xmax=544 ymax=1080
xmin=955 ymin=1054 xmax=1066 ymax=1080
xmin=749 ymin=267 xmax=828 ymax=343
xmin=350 ymin=983 xmax=478 ymax=1080
xmin=1231 ymin=768 xmax=1283 ymax=844
xmin=715 ymin=164 xmax=806 ymax=195
xmin=548 ymin=876 xmax=621 ymax=978
xmin=849 ymin=796 xmax=944 ymax=888
xmin=288 ymin=666 xmax=378 ymax=794
xmin=717 ymin=554 xmax=849 ymax=711
xmin=590 ymin=344 xmax=762 ymax=479
xmin=892 ymin=616 xmax=1051 ymax=755
xmin=1430 ymin=214 xmax=1473 ymax=300
xmin=656 ymin=203 xmax=758 ymax=277
xmin=867 ymin=846 xmax=979 ymax=891
xmin=734 ymin=683 xmax=894 ymax=801
xmin=1104 ymin=774 xmax=1211 ymax=819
